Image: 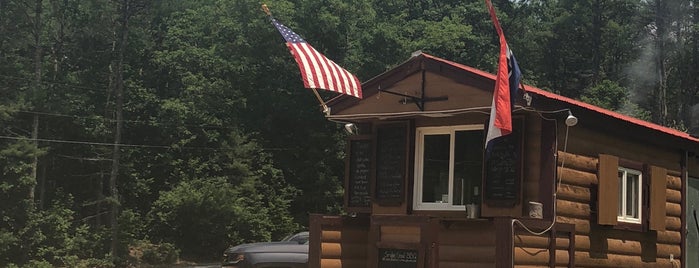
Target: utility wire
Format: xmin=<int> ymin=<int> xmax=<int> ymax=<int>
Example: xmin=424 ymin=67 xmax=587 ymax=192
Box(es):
xmin=0 ymin=135 xmax=292 ymax=152
xmin=16 ymin=110 xmax=238 ymax=130
xmin=0 ymin=74 xmax=110 ymax=93
xmin=0 ymin=135 xmax=227 ymax=151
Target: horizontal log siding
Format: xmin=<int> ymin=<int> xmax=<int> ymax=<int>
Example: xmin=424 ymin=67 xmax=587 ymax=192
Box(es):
xmin=553 ymin=151 xmax=682 ymax=267
xmin=317 ymin=220 xmax=369 ymax=268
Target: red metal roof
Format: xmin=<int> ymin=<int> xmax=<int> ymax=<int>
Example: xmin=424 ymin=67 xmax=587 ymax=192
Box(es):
xmin=420 ymin=53 xmax=699 ymax=144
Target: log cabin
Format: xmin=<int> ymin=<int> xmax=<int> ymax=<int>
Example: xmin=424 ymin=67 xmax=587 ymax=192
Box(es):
xmin=308 ymin=52 xmax=699 ymax=268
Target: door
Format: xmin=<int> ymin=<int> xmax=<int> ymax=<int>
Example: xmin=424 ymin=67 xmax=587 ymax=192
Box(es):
xmin=688 ymin=177 xmax=699 ymax=268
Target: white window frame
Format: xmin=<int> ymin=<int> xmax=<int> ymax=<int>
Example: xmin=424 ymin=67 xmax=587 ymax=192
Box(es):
xmin=617 ymin=167 xmax=642 ymax=224
xmin=413 ymin=125 xmax=482 ymax=211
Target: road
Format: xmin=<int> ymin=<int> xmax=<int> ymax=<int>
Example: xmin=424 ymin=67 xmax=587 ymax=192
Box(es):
xmin=170 ymin=262 xmax=220 ymax=268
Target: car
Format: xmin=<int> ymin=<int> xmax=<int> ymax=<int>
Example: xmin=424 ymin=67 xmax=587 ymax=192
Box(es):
xmin=222 ymin=231 xmax=309 ymax=268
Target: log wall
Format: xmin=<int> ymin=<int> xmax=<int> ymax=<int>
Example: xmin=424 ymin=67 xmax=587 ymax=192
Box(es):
xmin=513 ymin=226 xmax=574 ymax=267
xmin=551 ymin=151 xmax=682 ymax=268
xmin=310 ymin=215 xmax=370 ymax=268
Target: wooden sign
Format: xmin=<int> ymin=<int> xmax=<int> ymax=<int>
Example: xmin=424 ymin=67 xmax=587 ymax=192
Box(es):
xmin=345 ymin=136 xmax=372 ymax=211
xmin=483 ymin=118 xmax=524 ymax=207
xmin=374 ymin=122 xmax=409 ymax=205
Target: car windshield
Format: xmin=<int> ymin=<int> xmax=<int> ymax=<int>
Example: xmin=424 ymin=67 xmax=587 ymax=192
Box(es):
xmin=281 ymin=231 xmax=309 ymax=244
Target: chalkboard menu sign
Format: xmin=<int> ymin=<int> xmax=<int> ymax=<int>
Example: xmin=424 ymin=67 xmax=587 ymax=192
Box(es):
xmin=483 ymin=118 xmax=524 ymax=207
xmin=375 ymin=122 xmax=408 ymax=204
xmin=345 ymin=137 xmax=372 ymax=210
xmin=378 ymin=248 xmax=418 ymax=268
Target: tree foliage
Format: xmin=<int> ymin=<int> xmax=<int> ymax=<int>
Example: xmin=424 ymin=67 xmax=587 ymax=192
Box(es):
xmin=1 ymin=0 xmax=699 ymax=265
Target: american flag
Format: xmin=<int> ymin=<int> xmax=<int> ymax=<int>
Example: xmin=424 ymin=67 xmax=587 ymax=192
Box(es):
xmin=272 ymin=19 xmax=362 ymax=99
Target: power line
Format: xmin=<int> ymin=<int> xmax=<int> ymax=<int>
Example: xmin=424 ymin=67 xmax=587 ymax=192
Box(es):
xmin=0 ymin=74 xmax=109 ymax=93
xmin=16 ymin=110 xmax=238 ymax=130
xmin=0 ymin=135 xmax=231 ymax=151
xmin=1 ymin=75 xmax=240 ymax=130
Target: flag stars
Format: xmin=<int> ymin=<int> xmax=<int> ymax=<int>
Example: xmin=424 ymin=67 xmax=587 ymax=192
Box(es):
xmin=274 ymin=20 xmax=305 ymax=43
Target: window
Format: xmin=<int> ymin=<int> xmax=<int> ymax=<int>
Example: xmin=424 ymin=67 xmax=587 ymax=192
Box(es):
xmin=617 ymin=167 xmax=642 ymax=224
xmin=598 ymin=154 xmax=666 ymax=230
xmin=413 ymin=125 xmax=483 ymax=210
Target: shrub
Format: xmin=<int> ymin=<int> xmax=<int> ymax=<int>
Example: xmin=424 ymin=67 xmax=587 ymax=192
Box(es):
xmin=141 ymin=242 xmax=179 ymax=265
xmin=129 ymin=240 xmax=179 ymax=266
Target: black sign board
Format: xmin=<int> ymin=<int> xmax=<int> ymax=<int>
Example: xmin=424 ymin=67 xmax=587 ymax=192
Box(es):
xmin=483 ymin=118 xmax=524 ymax=207
xmin=346 ymin=138 xmax=372 ymax=210
xmin=378 ymin=248 xmax=418 ymax=268
xmin=375 ymin=122 xmax=408 ymax=204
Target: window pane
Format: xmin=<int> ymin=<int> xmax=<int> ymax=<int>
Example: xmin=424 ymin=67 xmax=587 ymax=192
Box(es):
xmin=422 ymin=134 xmax=450 ymax=203
xmin=453 ymin=130 xmax=483 ymax=205
xmin=627 ymin=174 xmax=639 ymax=218
xmin=618 ymin=170 xmax=624 ymax=217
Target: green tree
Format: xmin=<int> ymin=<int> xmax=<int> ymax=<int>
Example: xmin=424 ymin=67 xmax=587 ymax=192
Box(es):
xmin=580 ymin=80 xmax=628 ymax=111
xmin=148 ymin=132 xmax=296 ymax=260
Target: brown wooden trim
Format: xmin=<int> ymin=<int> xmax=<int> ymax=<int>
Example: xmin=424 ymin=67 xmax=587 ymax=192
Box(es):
xmin=549 ymin=223 xmax=556 ymax=268
xmin=680 ymin=151 xmax=687 ymax=268
xmin=308 ymin=214 xmax=323 ymax=268
xmin=344 ymin=213 xmax=371 ymax=227
xmin=612 ymin=221 xmax=644 ymax=232
xmin=556 ymin=223 xmax=576 ymax=268
xmin=495 ymin=217 xmax=513 ymax=268
xmin=619 ymin=158 xmax=644 ymax=171
xmin=407 ymin=120 xmax=416 ymax=214
xmin=649 ymin=165 xmax=667 ymax=231
xmin=371 ymin=215 xmax=430 ymax=226
xmin=370 ymin=215 xmax=431 ymax=268
xmin=597 ymin=154 xmax=619 ymax=225
xmin=540 ymin=118 xmax=556 ymax=220
xmin=425 ymin=219 xmax=439 ymax=268
xmin=411 ymin=210 xmax=468 ymax=218
xmin=423 ymin=57 xmax=493 ymax=90
xmin=326 ymin=56 xmax=423 ymax=113
xmin=368 ymin=218 xmax=380 ymax=268
xmin=643 ymin=164 xmax=650 ymax=232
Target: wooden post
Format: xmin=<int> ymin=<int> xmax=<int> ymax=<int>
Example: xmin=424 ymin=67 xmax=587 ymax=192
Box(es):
xmin=495 ymin=217 xmax=513 ymax=268
xmin=308 ymin=214 xmax=321 ymax=268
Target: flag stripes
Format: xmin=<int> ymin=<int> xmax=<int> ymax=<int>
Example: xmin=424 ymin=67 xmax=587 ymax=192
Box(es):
xmin=273 ymin=19 xmax=362 ymax=99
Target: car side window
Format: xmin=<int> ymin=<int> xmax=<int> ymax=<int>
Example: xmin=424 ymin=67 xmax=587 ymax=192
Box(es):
xmin=282 ymin=232 xmax=309 ymax=244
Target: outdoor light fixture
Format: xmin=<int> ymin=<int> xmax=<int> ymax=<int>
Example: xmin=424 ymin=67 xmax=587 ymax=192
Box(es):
xmin=565 ymin=111 xmax=578 ymax=127
xmin=344 ymin=123 xmax=358 ymax=135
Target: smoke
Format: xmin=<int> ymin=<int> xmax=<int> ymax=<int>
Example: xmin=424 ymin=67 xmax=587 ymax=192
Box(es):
xmin=690 ymin=104 xmax=699 ymax=135
xmin=624 ymin=32 xmax=657 ymax=104
xmin=622 ymin=0 xmax=694 ymax=124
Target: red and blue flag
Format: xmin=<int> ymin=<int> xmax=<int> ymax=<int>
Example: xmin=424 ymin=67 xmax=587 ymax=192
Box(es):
xmin=485 ymin=0 xmax=522 ymax=149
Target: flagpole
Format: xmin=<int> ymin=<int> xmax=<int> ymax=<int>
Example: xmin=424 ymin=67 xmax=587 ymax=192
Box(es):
xmin=261 ymin=4 xmax=330 ymax=115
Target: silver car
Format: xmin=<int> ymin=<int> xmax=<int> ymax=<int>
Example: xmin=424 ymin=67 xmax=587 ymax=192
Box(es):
xmin=221 ymin=232 xmax=308 ymax=268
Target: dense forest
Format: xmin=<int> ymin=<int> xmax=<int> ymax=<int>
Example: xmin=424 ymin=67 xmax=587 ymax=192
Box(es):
xmin=1 ymin=0 xmax=698 ymax=266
